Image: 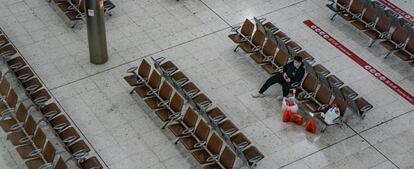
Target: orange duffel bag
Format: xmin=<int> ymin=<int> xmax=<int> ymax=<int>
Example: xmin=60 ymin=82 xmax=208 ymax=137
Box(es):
xmin=282 ymin=109 xmax=292 ymax=122
xmin=305 ymin=119 xmax=317 ymax=134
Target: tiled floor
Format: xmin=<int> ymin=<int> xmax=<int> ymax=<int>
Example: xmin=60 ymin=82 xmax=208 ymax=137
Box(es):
xmin=0 ymin=0 xmax=414 ymax=168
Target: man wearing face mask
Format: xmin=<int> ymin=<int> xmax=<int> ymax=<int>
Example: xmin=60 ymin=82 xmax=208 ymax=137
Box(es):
xmin=252 ymin=56 xmax=305 ymax=100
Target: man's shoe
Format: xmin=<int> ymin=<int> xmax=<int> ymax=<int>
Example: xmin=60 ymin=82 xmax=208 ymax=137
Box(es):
xmin=251 ymin=93 xmax=266 ymax=98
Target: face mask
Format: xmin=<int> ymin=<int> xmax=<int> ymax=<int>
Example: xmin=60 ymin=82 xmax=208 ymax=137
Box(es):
xmin=294 ymin=61 xmax=301 ymax=68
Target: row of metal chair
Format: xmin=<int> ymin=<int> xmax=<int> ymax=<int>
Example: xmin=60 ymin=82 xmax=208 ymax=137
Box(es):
xmin=152 ymin=57 xmax=265 ymax=168
xmin=48 ymin=0 xmax=115 ymax=28
xmin=0 ymin=31 xmax=102 ymax=169
xmin=124 ymin=59 xmax=264 ymax=168
xmin=327 ymin=0 xmax=414 ymax=67
xmin=228 ymin=18 xmax=373 ymax=131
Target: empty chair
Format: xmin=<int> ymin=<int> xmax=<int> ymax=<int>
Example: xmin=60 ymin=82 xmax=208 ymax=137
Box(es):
xmin=6 ymin=56 xmax=27 ymax=71
xmin=204 ymin=147 xmax=236 ymax=169
xmin=302 ymin=85 xmax=333 ymax=112
xmin=364 ymin=13 xmax=393 ymax=47
xmin=13 ymin=67 xmax=35 ymax=83
xmin=7 ymin=115 xmax=37 ymax=146
xmin=296 ymin=51 xmax=315 ymax=64
xmin=250 ymin=39 xmax=277 ymax=64
xmin=171 ymin=71 xmax=189 ymax=87
xmin=340 ymin=85 xmax=358 ymax=99
xmin=0 ymin=104 xmax=28 ymax=133
xmin=69 ymin=140 xmax=91 ymax=160
xmin=22 ymin=78 xmax=42 ymax=95
xmin=238 ymin=29 xmax=266 ymax=53
xmin=143 ymin=81 xmax=173 ymax=109
xmin=124 ymin=59 xmax=151 ymax=88
xmin=228 ymin=19 xmax=255 ymax=46
xmin=243 ymin=146 xmax=265 ymax=168
xmin=286 ymin=41 xmax=302 ymax=52
xmin=59 ymin=0 xmax=82 ymax=13
xmin=218 ymin=120 xmax=238 ymax=137
xmin=327 ymin=0 xmax=351 ymax=16
xmin=230 ymin=133 xmax=251 ymax=150
xmin=338 ymin=0 xmax=366 ymax=21
xmin=327 ymin=75 xmax=344 ymax=87
xmin=159 ymin=60 xmax=178 ymax=76
xmin=274 ymin=31 xmax=290 ymax=42
xmin=40 ymin=103 xmax=61 ymax=120
xmin=59 ymin=127 xmax=81 ymax=145
xmin=80 ymin=156 xmax=103 ymax=169
xmin=380 ymin=24 xmax=409 ymax=58
xmin=168 ymin=107 xmax=198 ymax=139
xmin=16 ymin=128 xmax=46 ymax=159
xmin=313 ymin=64 xmax=330 ymax=76
xmin=261 ymin=49 xmax=289 ymax=74
xmin=154 ymin=93 xmax=184 ymax=128
xmin=193 ymin=93 xmax=212 ymax=112
xmin=179 ymin=120 xmax=210 ymax=151
xmin=65 ymin=0 xmax=85 ymax=23
xmin=49 ymin=114 xmax=71 ymax=133
xmin=182 ymin=82 xmax=201 ymax=98
xmin=0 ymin=44 xmax=17 ymax=58
xmin=191 ymin=132 xmax=223 ymax=165
xmin=393 ymin=34 xmax=414 ymax=61
xmin=133 ymin=70 xmax=161 ymax=97
xmin=351 ymin=2 xmax=379 ymax=30
xmin=25 ymin=141 xmax=55 ymax=169
xmin=345 ymin=95 xmax=373 ymax=118
xmin=206 ymin=107 xmax=227 ymax=124
xmin=29 ymin=89 xmax=51 ymax=108
xmin=55 ymin=157 xmax=68 ymax=169
xmin=104 ymin=0 xmax=116 ymax=16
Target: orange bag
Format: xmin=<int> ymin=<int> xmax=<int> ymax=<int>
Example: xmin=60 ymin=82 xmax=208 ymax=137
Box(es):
xmin=291 ymin=114 xmax=303 ymax=125
xmin=282 ymin=109 xmax=292 ymax=122
xmin=305 ymin=119 xmax=317 ymax=134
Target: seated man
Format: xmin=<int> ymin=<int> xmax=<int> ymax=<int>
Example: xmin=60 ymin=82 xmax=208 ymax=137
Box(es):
xmin=252 ymin=55 xmax=305 ymax=100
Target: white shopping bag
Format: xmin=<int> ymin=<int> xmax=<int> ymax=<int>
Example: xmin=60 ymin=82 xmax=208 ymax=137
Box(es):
xmin=281 ymin=97 xmax=298 ymax=114
xmin=324 ymin=107 xmax=340 ymax=124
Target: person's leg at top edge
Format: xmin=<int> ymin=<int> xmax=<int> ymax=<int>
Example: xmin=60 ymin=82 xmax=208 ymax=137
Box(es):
xmin=251 ymin=73 xmax=283 ymax=98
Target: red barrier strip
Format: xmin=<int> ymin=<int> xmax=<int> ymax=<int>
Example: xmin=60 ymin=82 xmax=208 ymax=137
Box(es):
xmin=303 ymin=20 xmax=414 ymax=105
xmin=377 ymin=0 xmax=414 ymax=24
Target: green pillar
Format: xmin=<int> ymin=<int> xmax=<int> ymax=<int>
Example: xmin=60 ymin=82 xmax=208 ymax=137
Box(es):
xmin=85 ymin=0 xmax=108 ymax=64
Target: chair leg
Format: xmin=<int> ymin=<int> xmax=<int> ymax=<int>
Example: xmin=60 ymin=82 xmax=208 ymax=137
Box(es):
xmin=233 ymin=45 xmax=239 ymax=52
xmin=384 ymin=51 xmax=392 ymax=59
xmin=174 ymin=138 xmax=179 ymax=144
xmin=368 ymin=39 xmax=376 ymax=47
xmin=330 ymin=13 xmax=338 ymax=20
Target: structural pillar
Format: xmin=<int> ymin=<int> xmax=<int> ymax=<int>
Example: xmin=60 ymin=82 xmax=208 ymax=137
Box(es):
xmin=85 ymin=0 xmax=108 ymax=64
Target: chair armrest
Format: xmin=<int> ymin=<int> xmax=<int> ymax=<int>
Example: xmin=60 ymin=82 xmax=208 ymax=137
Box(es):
xmin=29 ymin=149 xmax=42 ymax=158
xmin=9 ymin=63 xmax=24 ymax=70
xmin=63 ymin=136 xmax=78 ymax=144
xmin=155 ymin=57 xmax=166 ymax=64
xmin=157 ymin=101 xmax=169 ymax=107
xmin=126 ymin=66 xmax=138 ymax=74
xmin=26 ymin=84 xmax=40 ymax=94
xmin=206 ymin=155 xmax=219 ymax=163
xmin=182 ymin=128 xmax=194 ymax=135
xmin=194 ymin=141 xmax=206 ymax=148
